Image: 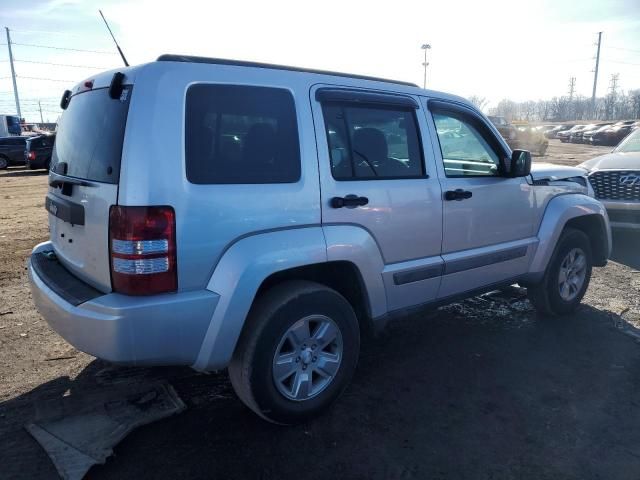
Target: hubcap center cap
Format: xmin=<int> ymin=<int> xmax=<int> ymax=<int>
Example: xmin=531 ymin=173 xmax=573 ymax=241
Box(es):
xmin=301 ymin=348 xmax=313 ymax=365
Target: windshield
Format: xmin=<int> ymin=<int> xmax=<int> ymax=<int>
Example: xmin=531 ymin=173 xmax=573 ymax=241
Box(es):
xmin=52 ymin=86 xmax=131 ymax=184
xmin=614 ymin=129 xmax=640 ymax=153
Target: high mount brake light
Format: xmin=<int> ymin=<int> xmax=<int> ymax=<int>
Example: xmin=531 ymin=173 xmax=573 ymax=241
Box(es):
xmin=109 ymin=206 xmax=177 ymax=295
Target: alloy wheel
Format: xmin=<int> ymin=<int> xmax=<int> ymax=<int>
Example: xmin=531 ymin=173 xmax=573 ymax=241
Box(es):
xmin=272 ymin=315 xmax=343 ymax=401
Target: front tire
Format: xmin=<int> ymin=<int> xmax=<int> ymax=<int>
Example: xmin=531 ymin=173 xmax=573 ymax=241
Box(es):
xmin=0 ymin=156 xmax=8 ymax=170
xmin=527 ymin=228 xmax=592 ymax=316
xmin=228 ymin=281 xmax=360 ymax=425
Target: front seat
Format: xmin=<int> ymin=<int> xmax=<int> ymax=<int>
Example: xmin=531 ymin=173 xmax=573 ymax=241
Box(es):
xmin=351 ymin=127 xmax=388 ymax=177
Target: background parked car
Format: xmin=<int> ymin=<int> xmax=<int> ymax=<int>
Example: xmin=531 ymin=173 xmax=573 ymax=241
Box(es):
xmin=601 ymin=121 xmax=640 ymax=146
xmin=579 ymin=128 xmax=640 ymax=230
xmin=512 ymin=124 xmax=549 ymax=155
xmin=582 ymin=123 xmax=614 ymax=145
xmin=487 ymin=115 xmax=517 ymax=141
xmin=25 ymin=134 xmax=55 ymax=170
xmin=545 ymin=124 xmax=575 ymax=139
xmin=487 ymin=118 xmax=548 ymax=155
xmin=0 ymin=136 xmax=28 ymax=169
xmin=569 ymin=124 xmax=598 ymax=143
xmin=557 ymin=125 xmax=585 ymax=142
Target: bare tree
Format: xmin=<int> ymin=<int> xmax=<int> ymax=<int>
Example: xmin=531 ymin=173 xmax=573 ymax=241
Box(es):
xmin=484 ymin=86 xmax=639 ymax=123
xmin=468 ymin=95 xmax=488 ymax=111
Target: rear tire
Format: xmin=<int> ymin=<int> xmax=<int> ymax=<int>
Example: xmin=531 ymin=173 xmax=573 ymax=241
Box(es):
xmin=527 ymin=228 xmax=592 ymax=316
xmin=0 ymin=156 xmax=8 ymax=170
xmin=228 ymin=280 xmax=360 ymax=425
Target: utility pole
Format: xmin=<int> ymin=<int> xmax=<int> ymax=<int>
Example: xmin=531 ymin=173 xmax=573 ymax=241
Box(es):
xmin=568 ymin=77 xmax=576 ymax=101
xmin=421 ymin=43 xmax=431 ymax=89
xmin=5 ymin=27 xmax=22 ymax=120
xmin=591 ymin=31 xmax=602 ymax=117
xmin=38 ymin=101 xmax=43 ymax=123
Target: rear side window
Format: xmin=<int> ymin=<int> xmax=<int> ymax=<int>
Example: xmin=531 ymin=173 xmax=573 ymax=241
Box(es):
xmin=321 ymin=104 xmax=424 ymax=180
xmin=185 ymin=84 xmax=300 ymax=184
xmin=52 ymin=86 xmax=131 ymax=184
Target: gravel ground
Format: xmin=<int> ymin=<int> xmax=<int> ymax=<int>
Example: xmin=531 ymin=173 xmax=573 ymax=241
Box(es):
xmin=0 ymin=140 xmax=639 ymax=479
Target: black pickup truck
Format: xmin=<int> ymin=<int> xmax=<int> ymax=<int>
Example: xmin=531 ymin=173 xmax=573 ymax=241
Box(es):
xmin=0 ymin=136 xmax=28 ymax=169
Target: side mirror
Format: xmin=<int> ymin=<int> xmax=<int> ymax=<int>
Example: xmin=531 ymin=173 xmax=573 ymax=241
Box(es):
xmin=508 ymin=149 xmax=531 ymax=177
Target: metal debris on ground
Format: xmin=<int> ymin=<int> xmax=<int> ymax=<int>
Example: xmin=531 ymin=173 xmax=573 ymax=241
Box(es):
xmin=25 ymin=383 xmax=185 ymax=480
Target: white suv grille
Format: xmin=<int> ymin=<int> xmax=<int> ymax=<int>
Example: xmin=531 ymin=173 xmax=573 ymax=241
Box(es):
xmin=588 ymin=170 xmax=640 ymax=201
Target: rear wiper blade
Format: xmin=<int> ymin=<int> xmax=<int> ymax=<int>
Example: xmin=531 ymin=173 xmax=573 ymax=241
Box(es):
xmin=48 ymin=171 xmax=95 ymax=188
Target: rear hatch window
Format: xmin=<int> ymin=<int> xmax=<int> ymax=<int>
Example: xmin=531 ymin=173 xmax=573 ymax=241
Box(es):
xmin=52 ymin=86 xmax=131 ymax=183
xmin=47 ymin=84 xmax=132 ymax=292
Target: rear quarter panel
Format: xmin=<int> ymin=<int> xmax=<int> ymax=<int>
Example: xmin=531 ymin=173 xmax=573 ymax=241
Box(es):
xmin=117 ymin=63 xmax=322 ymax=291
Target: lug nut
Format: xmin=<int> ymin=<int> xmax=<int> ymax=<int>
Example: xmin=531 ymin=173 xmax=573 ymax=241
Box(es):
xmin=302 ymin=365 xmax=307 ymax=370
xmin=312 ymin=356 xmax=317 ymax=362
xmin=312 ymin=344 xmax=317 ymax=349
xmin=296 ymin=357 xmax=300 ymax=363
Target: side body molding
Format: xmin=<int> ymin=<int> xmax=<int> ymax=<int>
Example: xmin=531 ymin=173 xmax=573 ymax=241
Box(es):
xmin=528 ymin=193 xmax=611 ymax=276
xmin=192 ymin=228 xmax=327 ymax=371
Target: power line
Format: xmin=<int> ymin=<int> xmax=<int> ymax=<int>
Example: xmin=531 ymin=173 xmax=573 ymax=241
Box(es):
xmin=607 ymin=46 xmax=640 ymax=54
xmin=607 ymin=60 xmax=640 ymax=66
xmin=15 ymin=59 xmax=111 ymax=69
xmin=10 ymin=42 xmax=117 ymax=55
xmin=16 ymin=75 xmax=76 ymax=83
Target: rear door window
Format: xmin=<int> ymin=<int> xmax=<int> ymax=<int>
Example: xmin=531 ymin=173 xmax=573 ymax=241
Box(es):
xmin=52 ymin=86 xmax=131 ymax=184
xmin=322 ymin=104 xmax=424 ymax=180
xmin=185 ymin=84 xmax=301 ymax=184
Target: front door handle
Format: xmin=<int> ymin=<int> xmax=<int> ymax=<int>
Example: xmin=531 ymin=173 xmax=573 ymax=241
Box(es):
xmin=330 ymin=195 xmax=369 ymax=209
xmin=444 ymin=189 xmax=473 ymax=201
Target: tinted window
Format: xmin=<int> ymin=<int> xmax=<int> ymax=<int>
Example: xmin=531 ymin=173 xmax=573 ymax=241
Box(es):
xmin=185 ymin=84 xmax=300 ymax=184
xmin=322 ymin=104 xmax=424 ymax=180
xmin=6 ymin=116 xmax=21 ymax=135
xmin=52 ymin=86 xmax=131 ymax=183
xmin=433 ymin=112 xmax=500 ymax=177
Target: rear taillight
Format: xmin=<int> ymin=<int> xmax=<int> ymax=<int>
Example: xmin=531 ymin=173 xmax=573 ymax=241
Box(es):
xmin=109 ymin=206 xmax=177 ymax=295
xmin=27 ymin=151 xmax=35 ymax=160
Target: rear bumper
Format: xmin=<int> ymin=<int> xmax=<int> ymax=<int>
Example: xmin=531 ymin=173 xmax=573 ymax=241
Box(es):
xmin=29 ymin=242 xmax=219 ymax=366
xmin=601 ymin=200 xmax=640 ymax=230
xmin=26 ymin=156 xmax=49 ymax=169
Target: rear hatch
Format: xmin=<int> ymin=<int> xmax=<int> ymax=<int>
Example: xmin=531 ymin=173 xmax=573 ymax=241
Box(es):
xmin=47 ymin=83 xmax=132 ymax=292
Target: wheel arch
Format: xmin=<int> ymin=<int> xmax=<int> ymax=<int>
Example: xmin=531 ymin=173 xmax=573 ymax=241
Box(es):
xmin=256 ymin=260 xmax=374 ymax=338
xmin=564 ymin=214 xmax=609 ymax=266
xmin=528 ymin=194 xmax=611 ymax=277
xmin=192 ymin=225 xmax=386 ymax=372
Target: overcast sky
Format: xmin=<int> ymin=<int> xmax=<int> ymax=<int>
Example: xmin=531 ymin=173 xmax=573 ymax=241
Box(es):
xmin=2 ymin=0 xmax=639 ymax=122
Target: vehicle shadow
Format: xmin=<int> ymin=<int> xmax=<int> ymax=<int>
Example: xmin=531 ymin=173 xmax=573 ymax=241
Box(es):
xmin=610 ymin=231 xmax=640 ymax=270
xmin=4 ymin=299 xmax=640 ymax=480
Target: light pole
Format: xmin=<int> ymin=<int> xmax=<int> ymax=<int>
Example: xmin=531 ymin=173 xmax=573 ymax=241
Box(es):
xmin=421 ymin=43 xmax=431 ymax=89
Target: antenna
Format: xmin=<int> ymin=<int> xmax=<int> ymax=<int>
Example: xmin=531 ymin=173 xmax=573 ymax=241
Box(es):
xmin=99 ymin=9 xmax=129 ymax=67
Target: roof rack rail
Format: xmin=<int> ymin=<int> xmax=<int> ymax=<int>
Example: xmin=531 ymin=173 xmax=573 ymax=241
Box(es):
xmin=156 ymin=54 xmax=418 ymax=88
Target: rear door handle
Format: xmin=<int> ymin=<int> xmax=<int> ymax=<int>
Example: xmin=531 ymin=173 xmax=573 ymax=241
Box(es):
xmin=444 ymin=189 xmax=473 ymax=201
xmin=330 ymin=195 xmax=369 ymax=209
